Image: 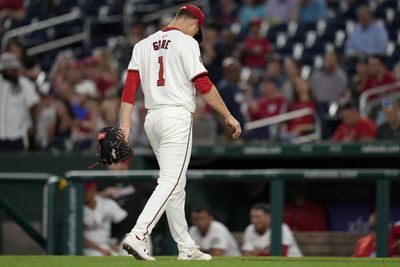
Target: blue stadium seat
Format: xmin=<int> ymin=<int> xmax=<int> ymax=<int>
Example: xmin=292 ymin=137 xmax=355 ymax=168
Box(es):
xmin=267 ymin=23 xmax=288 ymax=43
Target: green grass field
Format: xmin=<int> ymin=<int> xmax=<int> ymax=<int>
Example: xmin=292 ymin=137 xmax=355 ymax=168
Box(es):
xmin=0 ymin=256 xmax=399 ymax=267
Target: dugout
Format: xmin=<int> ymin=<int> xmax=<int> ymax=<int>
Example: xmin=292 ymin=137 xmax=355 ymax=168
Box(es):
xmin=0 ymin=142 xmax=399 ymax=256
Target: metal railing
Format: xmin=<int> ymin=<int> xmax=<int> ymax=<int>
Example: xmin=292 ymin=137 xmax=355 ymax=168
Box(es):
xmin=359 ymin=80 xmax=400 ymax=117
xmin=2 ymin=10 xmax=89 ymax=56
xmin=244 ymin=108 xmax=321 ymax=144
xmin=0 ymin=173 xmax=59 ymax=254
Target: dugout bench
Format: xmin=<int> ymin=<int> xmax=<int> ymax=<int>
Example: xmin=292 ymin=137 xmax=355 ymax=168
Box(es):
xmin=58 ymin=169 xmax=399 ymax=257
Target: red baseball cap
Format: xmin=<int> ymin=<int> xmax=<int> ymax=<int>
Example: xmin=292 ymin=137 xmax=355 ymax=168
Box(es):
xmin=84 ymin=181 xmax=97 ymax=191
xmin=179 ymin=4 xmax=205 ymax=43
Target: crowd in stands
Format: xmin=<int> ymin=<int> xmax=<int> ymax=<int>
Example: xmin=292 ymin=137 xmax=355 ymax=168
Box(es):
xmin=1 ymin=0 xmax=400 ymax=152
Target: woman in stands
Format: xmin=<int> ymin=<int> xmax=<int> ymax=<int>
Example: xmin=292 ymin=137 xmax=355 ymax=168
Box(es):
xmin=282 ymin=78 xmax=316 ymax=139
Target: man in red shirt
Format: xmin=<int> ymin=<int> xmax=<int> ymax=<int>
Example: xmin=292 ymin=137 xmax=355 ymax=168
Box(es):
xmin=241 ymin=19 xmax=272 ymax=69
xmin=353 ymin=208 xmax=376 ymax=257
xmin=247 ymin=77 xmax=286 ymax=121
xmin=246 ymin=77 xmax=286 ymax=140
xmin=0 ymin=0 xmax=25 ymax=21
xmin=389 ymin=221 xmax=400 ymax=257
xmin=362 ymin=55 xmax=396 ymax=93
xmin=284 ymin=183 xmax=327 ymax=231
xmin=333 ymin=102 xmax=376 ymax=142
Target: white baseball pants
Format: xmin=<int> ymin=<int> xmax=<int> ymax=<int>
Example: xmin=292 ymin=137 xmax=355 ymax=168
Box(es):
xmin=131 ymin=106 xmax=195 ymax=250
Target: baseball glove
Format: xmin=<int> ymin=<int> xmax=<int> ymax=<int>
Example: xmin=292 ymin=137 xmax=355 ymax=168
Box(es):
xmin=90 ymin=127 xmax=133 ymax=168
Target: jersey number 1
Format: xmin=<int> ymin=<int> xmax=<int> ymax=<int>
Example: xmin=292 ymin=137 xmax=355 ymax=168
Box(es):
xmin=157 ymin=56 xmax=165 ymax=86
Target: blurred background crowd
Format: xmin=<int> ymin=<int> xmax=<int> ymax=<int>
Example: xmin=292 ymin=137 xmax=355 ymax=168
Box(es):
xmin=1 ymin=0 xmax=400 ymax=153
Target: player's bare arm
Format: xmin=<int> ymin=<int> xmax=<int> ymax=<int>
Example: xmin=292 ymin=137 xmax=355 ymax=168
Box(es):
xmin=119 ymin=101 xmax=133 ymax=141
xmin=201 ymin=85 xmax=242 ymax=140
xmin=120 ymin=67 xmax=141 ymax=141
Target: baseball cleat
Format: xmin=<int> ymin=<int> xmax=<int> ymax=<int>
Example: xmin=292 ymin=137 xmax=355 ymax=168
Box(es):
xmin=122 ymin=234 xmax=155 ymax=261
xmin=178 ymin=245 xmax=212 ymax=260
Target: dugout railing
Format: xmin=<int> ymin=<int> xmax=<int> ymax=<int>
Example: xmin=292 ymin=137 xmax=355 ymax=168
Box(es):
xmin=0 ymin=173 xmax=59 ymax=254
xmin=61 ymin=169 xmax=399 ymax=257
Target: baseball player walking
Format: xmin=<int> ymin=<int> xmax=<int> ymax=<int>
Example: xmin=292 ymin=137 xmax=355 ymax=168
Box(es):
xmin=119 ymin=4 xmax=241 ymax=261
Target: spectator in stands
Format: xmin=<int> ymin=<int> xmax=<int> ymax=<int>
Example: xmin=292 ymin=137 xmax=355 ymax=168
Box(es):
xmin=376 ymin=98 xmax=400 ymax=141
xmin=221 ymin=28 xmax=240 ymax=59
xmin=83 ymin=57 xmax=115 ymax=99
xmin=70 ymin=79 xmax=97 ymax=121
xmin=345 ymin=6 xmax=389 ymax=58
xmin=193 ymin=97 xmax=217 ymax=144
xmin=189 ymin=207 xmax=241 ymax=256
xmin=202 ymin=23 xmax=224 ymax=84
xmin=83 ymin=182 xmax=128 ymax=256
xmin=128 ymin=92 xmax=148 ymax=146
xmin=264 ymin=55 xmax=286 ymax=88
xmin=93 ymin=47 xmax=119 ymax=85
xmin=282 ymin=59 xmax=301 ymax=102
xmin=332 ymin=102 xmax=376 ymax=142
xmin=238 ymin=0 xmax=266 ymax=30
xmin=0 ymin=0 xmax=26 ymax=21
xmin=352 ymin=207 xmax=377 ymax=257
xmin=118 ymin=22 xmax=147 ymax=69
xmin=283 ymin=78 xmax=317 ymax=138
xmin=242 ymin=203 xmax=302 ymax=256
xmin=241 ymin=19 xmax=272 ymax=70
xmin=284 ymin=183 xmax=327 ymax=231
xmin=389 ymin=221 xmax=400 ymax=257
xmin=309 ymin=52 xmax=348 ymax=137
xmin=47 ymin=99 xmax=75 ymax=151
xmin=310 ymin=52 xmax=349 ymax=107
xmin=298 ymin=0 xmax=328 ymax=24
xmin=35 ymin=89 xmax=56 ymax=150
xmin=217 ymin=58 xmax=246 ymax=136
xmin=246 ymin=77 xmax=286 ymax=140
xmin=350 ymin=58 xmax=368 ymax=102
xmin=394 ymin=61 xmax=400 ymax=81
xmin=210 ymin=0 xmax=239 ymax=29
xmin=68 ymin=60 xmax=85 ymax=87
xmin=362 ymin=55 xmax=396 ymax=93
xmin=265 ymin=0 xmax=298 ymax=25
xmin=100 ymin=98 xmax=119 ymax=127
xmin=0 ymin=52 xmax=39 ymax=151
xmin=49 ymin=50 xmax=75 ymax=98
xmin=6 ymin=38 xmax=39 ymax=79
xmin=73 ymin=97 xmax=102 ymax=151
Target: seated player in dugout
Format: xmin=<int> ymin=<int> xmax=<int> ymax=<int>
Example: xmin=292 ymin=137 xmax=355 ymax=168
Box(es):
xmin=83 ymin=182 xmax=129 ymax=256
xmin=189 ymin=207 xmax=241 ymax=256
xmin=242 ymin=203 xmax=303 ymax=257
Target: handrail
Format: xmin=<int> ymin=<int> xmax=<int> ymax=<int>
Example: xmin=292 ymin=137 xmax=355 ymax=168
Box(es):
xmin=27 ymin=32 xmax=87 ymax=56
xmin=244 ymin=108 xmax=321 ymax=143
xmin=0 ymin=172 xmax=55 ymax=182
xmin=359 ymin=80 xmax=400 ymax=117
xmin=141 ymin=0 xmax=209 ymax=23
xmin=1 ymin=10 xmax=82 ymax=49
xmin=66 ymin=168 xmax=400 ymax=181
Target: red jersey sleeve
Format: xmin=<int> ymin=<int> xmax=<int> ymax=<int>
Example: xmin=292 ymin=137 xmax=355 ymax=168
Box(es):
xmin=121 ymin=70 xmax=140 ymax=105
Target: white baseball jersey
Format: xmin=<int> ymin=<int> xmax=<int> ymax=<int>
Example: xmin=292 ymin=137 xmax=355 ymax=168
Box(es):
xmin=242 ymin=223 xmax=303 ymax=257
xmin=0 ymin=75 xmax=39 ymax=140
xmin=128 ymin=28 xmax=207 ymax=113
xmin=84 ymin=196 xmax=127 ymax=246
xmin=189 ymin=220 xmax=241 ymax=256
